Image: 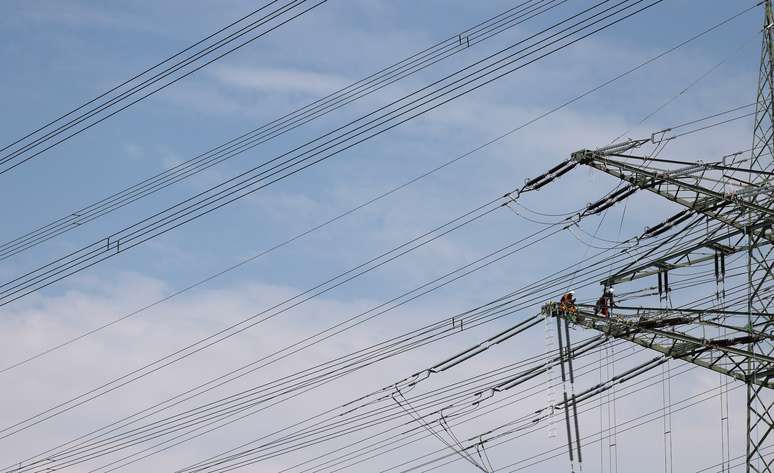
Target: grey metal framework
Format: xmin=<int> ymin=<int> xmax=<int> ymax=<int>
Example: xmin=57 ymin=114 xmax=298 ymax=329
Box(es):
xmin=551 ymin=307 xmax=773 ymax=389
xmin=747 ymin=2 xmax=774 ymax=470
xmin=552 ymin=3 xmax=774 ymax=469
xmin=566 ymin=145 xmax=774 ymax=472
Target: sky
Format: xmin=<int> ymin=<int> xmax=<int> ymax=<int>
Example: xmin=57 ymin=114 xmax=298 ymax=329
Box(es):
xmin=0 ymin=0 xmax=769 ymax=472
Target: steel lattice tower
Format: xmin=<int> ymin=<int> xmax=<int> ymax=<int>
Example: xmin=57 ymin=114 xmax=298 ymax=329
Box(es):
xmin=746 ymin=1 xmax=774 ymax=470
xmin=547 ymin=3 xmax=774 ymax=471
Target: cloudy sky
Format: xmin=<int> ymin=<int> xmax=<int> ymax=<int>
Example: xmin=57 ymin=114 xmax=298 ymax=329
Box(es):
xmin=0 ymin=1 xmax=767 ymax=472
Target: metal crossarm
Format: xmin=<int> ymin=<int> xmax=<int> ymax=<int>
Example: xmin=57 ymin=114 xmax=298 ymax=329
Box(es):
xmin=602 ymin=225 xmax=752 ymax=286
xmin=546 ymin=306 xmax=774 ymax=389
xmin=571 ymin=150 xmax=774 ymax=236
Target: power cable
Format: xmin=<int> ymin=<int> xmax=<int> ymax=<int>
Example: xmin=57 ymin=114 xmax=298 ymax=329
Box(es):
xmin=0 ymin=0 xmax=329 ymax=174
xmin=0 ymin=0 xmax=671 ymax=307
xmin=0 ymin=0 xmax=751 ymax=378
xmin=0 ymin=0 xmax=569 ymax=261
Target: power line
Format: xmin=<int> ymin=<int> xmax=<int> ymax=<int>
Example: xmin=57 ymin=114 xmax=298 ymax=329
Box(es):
xmin=0 ymin=0 xmax=328 ymax=174
xmin=0 ymin=0 xmax=668 ymax=307
xmin=9 ymin=199 xmax=734 ymax=471
xmin=0 ymin=0 xmax=569 ymax=261
xmin=7 ymin=181 xmax=690 ymax=468
xmin=0 ymin=0 xmax=746 ymax=378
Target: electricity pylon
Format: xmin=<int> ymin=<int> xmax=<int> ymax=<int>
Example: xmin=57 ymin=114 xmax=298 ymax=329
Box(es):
xmin=747 ymin=3 xmax=774 ymax=470
xmin=549 ymin=3 xmax=774 ymax=470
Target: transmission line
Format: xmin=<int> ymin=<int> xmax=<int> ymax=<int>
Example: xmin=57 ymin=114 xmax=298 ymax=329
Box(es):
xmin=0 ymin=0 xmax=328 ymax=174
xmin=0 ymin=0 xmax=570 ymax=261
xmin=0 ymin=0 xmax=668 ymax=307
xmin=0 ymin=1 xmax=750 ymax=381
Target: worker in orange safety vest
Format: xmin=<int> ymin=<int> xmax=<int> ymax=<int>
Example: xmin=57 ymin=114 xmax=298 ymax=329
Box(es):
xmin=559 ymin=290 xmax=577 ymax=314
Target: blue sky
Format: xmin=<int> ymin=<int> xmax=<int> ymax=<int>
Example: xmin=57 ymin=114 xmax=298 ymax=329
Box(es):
xmin=0 ymin=1 xmax=766 ymax=471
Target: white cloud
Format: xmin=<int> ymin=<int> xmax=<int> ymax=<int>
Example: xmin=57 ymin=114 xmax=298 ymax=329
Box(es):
xmin=211 ymin=66 xmax=350 ymax=97
xmin=0 ymin=2 xmax=761 ymax=471
xmin=0 ymin=271 xmax=491 ymax=471
xmin=0 ymin=269 xmax=752 ymax=473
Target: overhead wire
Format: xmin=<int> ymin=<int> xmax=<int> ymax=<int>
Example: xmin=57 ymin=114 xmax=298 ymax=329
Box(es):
xmin=23 ymin=328 xmax=605 ymax=473
xmin=609 ymin=34 xmax=759 ymax=144
xmin=394 ymin=284 xmax=764 ymax=472
xmin=15 ymin=171 xmax=700 ymax=466
xmin=0 ymin=0 xmax=674 ymax=308
xmin=9 ymin=22 xmax=768 ymax=468
xmin=0 ymin=0 xmax=753 ymax=379
xmin=115 ymin=226 xmax=764 ymax=472
xmin=0 ymin=193 xmax=520 ymax=440
xmin=296 ymin=338 xmax=713 ymax=473
xmin=1 ymin=1 xmax=764 ymax=470
xmin=0 ymin=0 xmax=570 ymax=261
xmin=7 ymin=190 xmax=696 ymax=470
xmin=337 ymin=284 xmax=756 ymax=473
xmin=378 ymin=217 xmax=768 ymax=472
xmin=208 ymin=270 xmax=768 ymax=472
xmin=0 ymin=0 xmax=329 ymax=174
xmin=495 ymin=384 xmax=743 ymax=472
xmin=174 ymin=333 xmax=634 ymax=473
xmin=12 ymin=9 xmax=740 ymax=462
xmin=71 ymin=212 xmax=752 ymax=472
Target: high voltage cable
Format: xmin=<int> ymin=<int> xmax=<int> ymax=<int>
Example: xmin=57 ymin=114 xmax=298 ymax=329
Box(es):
xmin=48 ymin=318 xmax=608 ymax=470
xmin=6 ymin=75 xmax=756 ymax=470
xmin=0 ymin=0 xmax=569 ymax=261
xmin=495 ymin=386 xmax=748 ymax=472
xmin=0 ymin=193 xmax=518 ymax=440
xmin=21 ymin=322 xmax=560 ymax=472
xmin=40 ymin=331 xmax=621 ymax=473
xmin=16 ymin=316 xmax=632 ymax=470
xmin=305 ymin=291 xmax=753 ymax=473
xmin=6 ymin=195 xmax=680 ymax=468
xmin=10 ymin=221 xmax=744 ymax=472
xmin=0 ymin=2 xmax=750 ymax=378
xmin=609 ymin=34 xmax=759 ymax=144
xmin=0 ymin=0 xmax=668 ymax=307
xmin=185 ymin=277 xmax=753 ymax=473
xmin=181 ymin=338 xmax=627 ymax=472
xmin=4 ymin=166 xmax=733 ymax=448
xmin=407 ymin=383 xmax=742 ymax=473
xmin=0 ymin=0 xmax=328 ymax=174
xmin=389 ymin=296 xmax=756 ymax=473
xmin=382 ymin=126 xmax=768 ymax=472
xmin=3 ymin=0 xmax=764 ymax=466
xmin=7 ymin=205 xmax=728 ymax=470
xmin=180 ymin=337 xmax=620 ymax=473
xmin=98 ymin=138 xmax=764 ymax=470
xmin=165 ymin=364 xmax=670 ymax=473
xmin=320 ymin=360 xmax=696 ymax=473
xmin=14 ymin=177 xmax=668 ymax=450
xmin=12 ymin=315 xmax=547 ymax=473
xmin=110 ymin=333 xmax=603 ymax=473
xmin=301 ymin=363 xmax=697 ymax=473
xmin=181 ymin=327 xmax=712 ymax=473
xmin=2 ymin=220 xmax=567 ymax=453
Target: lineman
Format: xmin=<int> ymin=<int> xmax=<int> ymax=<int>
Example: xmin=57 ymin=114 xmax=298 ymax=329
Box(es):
xmin=559 ymin=290 xmax=577 ymax=314
xmin=605 ymin=287 xmax=615 ymax=309
xmin=594 ymin=287 xmax=615 ymax=317
xmin=594 ymin=293 xmax=608 ymax=317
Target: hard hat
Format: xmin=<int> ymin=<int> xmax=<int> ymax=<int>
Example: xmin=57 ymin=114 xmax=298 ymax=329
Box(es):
xmin=607 ymin=287 xmax=615 ymax=293
xmin=569 ymin=290 xmax=576 ymax=295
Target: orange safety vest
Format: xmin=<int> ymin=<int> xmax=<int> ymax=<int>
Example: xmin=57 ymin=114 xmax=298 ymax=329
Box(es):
xmin=559 ymin=293 xmax=576 ymax=314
